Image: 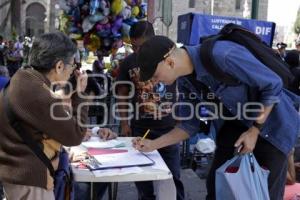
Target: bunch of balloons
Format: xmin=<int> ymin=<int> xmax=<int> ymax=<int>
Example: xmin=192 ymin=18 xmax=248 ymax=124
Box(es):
xmin=58 ymin=0 xmax=147 ymax=56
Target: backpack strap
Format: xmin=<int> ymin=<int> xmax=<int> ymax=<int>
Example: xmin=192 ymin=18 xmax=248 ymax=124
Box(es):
xmin=200 ymin=34 xmax=240 ymax=86
xmin=2 ymin=82 xmax=56 ymax=177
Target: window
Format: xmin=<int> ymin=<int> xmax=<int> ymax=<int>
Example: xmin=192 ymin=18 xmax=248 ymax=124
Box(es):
xmin=189 ymin=0 xmax=195 ymax=8
xmin=235 ymin=0 xmax=241 ymax=10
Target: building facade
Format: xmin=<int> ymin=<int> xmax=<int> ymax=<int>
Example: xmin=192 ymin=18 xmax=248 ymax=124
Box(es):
xmin=0 ymin=0 xmax=57 ymax=39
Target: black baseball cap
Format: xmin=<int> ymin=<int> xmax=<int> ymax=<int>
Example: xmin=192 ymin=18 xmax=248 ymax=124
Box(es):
xmin=137 ymin=35 xmax=176 ymax=81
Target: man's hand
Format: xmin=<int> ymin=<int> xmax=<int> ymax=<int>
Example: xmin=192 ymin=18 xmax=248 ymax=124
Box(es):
xmin=83 ymin=129 xmax=92 ymax=142
xmin=121 ymin=123 xmax=132 ymax=136
xmin=99 ymin=128 xmax=117 ymax=141
xmin=234 ymin=127 xmax=260 ymax=154
xmin=74 ymin=70 xmax=88 ymax=93
xmin=132 ymin=137 xmax=156 ymax=152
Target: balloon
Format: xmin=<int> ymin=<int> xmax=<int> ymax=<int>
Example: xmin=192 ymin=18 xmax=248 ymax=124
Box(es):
xmin=85 ymin=34 xmax=101 ymax=52
xmin=71 ymin=6 xmax=81 ymax=22
xmin=68 ymin=0 xmax=79 ymax=7
xmin=82 ymin=17 xmax=94 ymax=32
xmin=131 ymin=6 xmax=140 ymax=17
xmin=121 ymin=4 xmax=132 ymax=19
xmin=58 ymin=0 xmax=71 ymax=12
xmin=123 ymin=17 xmax=138 ymax=26
xmin=69 ymin=23 xmax=80 ymax=33
xmin=59 ymin=13 xmax=70 ymax=33
xmin=125 ymin=0 xmax=138 ymax=6
xmin=90 ymin=0 xmax=100 ymax=15
xmin=111 ymin=17 xmax=123 ymax=37
xmin=137 ymin=3 xmax=147 ymax=19
xmin=96 ymin=20 xmax=111 ymax=37
xmin=111 ymin=0 xmax=123 ymax=16
xmin=89 ymin=12 xmax=105 ymax=23
xmin=69 ymin=33 xmax=83 ymax=40
xmin=100 ymin=0 xmax=111 ymax=16
xmin=122 ymin=23 xmax=130 ymax=39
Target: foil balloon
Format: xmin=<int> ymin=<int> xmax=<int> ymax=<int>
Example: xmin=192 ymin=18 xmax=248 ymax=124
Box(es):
xmin=81 ymin=3 xmax=90 ymax=16
xmin=111 ymin=0 xmax=123 ymax=16
xmin=96 ymin=20 xmax=111 ymax=37
xmin=137 ymin=3 xmax=147 ymax=19
xmin=111 ymin=17 xmax=123 ymax=37
xmin=85 ymin=34 xmax=101 ymax=52
xmin=82 ymin=17 xmax=94 ymax=32
xmin=89 ymin=12 xmax=105 ymax=23
xmin=58 ymin=0 xmax=71 ymax=12
xmin=69 ymin=33 xmax=82 ymax=40
xmin=69 ymin=23 xmax=80 ymax=33
xmin=68 ymin=0 xmax=79 ymax=7
xmin=59 ymin=13 xmax=70 ymax=33
xmin=125 ymin=0 xmax=137 ymax=6
xmin=70 ymin=6 xmax=81 ymax=22
xmin=131 ymin=6 xmax=140 ymax=17
xmin=100 ymin=0 xmax=111 ymax=16
xmin=123 ymin=17 xmax=138 ymax=26
xmin=122 ymin=23 xmax=131 ymax=43
xmin=121 ymin=4 xmax=132 ymax=19
xmin=90 ymin=0 xmax=100 ymax=15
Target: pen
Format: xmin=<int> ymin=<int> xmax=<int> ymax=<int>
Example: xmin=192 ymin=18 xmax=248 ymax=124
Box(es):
xmin=142 ymin=129 xmax=150 ymax=140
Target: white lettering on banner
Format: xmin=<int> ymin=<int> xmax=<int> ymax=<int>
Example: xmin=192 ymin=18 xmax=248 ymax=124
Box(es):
xmin=212 ymin=24 xmax=224 ymax=30
xmin=255 ymin=26 xmax=271 ymax=36
xmin=211 ymin=18 xmax=242 ymax=29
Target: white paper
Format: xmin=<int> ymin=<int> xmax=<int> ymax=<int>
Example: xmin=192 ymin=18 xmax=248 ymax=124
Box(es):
xmin=144 ymin=151 xmax=170 ymax=171
xmin=92 ymin=166 xmax=143 ymax=177
xmin=92 ymin=150 xmax=154 ymax=169
xmin=82 ymin=139 xmax=125 ymax=149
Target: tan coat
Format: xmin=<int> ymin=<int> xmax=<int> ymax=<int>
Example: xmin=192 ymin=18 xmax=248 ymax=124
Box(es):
xmin=0 ymin=68 xmax=88 ymax=189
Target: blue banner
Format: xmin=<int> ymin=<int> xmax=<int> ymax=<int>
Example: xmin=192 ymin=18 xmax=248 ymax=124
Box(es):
xmin=178 ymin=13 xmax=276 ymax=46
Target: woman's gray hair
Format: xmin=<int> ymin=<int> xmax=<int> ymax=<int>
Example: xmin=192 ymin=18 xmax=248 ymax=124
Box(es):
xmin=28 ymin=32 xmax=77 ymax=72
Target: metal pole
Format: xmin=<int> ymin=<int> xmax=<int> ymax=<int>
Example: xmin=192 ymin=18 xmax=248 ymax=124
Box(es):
xmin=211 ymin=0 xmax=214 ymax=15
xmin=251 ymin=0 xmax=259 ymax=19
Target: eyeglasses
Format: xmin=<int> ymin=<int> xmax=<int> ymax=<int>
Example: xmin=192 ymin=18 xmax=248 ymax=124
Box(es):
xmin=65 ymin=63 xmax=77 ymax=71
xmin=163 ymin=45 xmax=176 ymax=59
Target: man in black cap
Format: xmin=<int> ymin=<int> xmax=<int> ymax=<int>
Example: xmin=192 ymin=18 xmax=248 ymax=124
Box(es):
xmin=116 ymin=22 xmax=184 ymax=200
xmin=133 ymin=35 xmax=300 ymax=200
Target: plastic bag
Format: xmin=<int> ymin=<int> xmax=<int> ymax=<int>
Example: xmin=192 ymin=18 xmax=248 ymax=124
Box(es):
xmin=216 ymin=153 xmax=270 ymax=200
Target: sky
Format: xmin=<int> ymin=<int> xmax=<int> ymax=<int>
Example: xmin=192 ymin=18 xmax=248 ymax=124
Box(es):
xmin=267 ymin=0 xmax=300 ymax=26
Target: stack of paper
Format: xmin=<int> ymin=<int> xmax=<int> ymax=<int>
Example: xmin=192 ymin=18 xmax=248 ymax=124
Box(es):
xmin=82 ymin=139 xmax=125 ymax=149
xmin=89 ymin=150 xmax=155 ymax=170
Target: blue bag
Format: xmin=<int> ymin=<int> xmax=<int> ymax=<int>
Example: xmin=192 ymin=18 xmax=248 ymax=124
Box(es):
xmin=216 ymin=153 xmax=270 ymax=200
xmin=54 ymin=148 xmax=75 ymax=200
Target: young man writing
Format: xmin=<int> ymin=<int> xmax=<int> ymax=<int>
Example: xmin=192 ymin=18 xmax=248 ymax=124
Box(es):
xmin=133 ymin=35 xmax=300 ymax=200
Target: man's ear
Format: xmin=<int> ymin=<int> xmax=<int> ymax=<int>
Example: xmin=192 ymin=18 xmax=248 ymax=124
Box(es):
xmin=55 ymin=60 xmax=64 ymax=74
xmin=165 ymin=57 xmax=175 ymax=69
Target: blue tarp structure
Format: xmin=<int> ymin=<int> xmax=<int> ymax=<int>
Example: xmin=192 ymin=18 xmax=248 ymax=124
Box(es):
xmin=177 ymin=13 xmax=276 ymax=46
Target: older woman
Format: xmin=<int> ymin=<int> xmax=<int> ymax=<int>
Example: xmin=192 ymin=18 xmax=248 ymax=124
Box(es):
xmin=0 ymin=32 xmax=88 ymax=199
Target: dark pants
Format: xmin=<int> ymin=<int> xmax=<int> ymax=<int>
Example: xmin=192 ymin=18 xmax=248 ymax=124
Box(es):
xmin=132 ymin=127 xmax=185 ymax=200
xmin=206 ymin=120 xmax=288 ymax=200
xmin=74 ymin=182 xmax=109 ymax=200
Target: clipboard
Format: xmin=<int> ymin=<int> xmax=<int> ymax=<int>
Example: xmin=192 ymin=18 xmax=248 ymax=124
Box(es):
xmin=85 ymin=151 xmax=155 ymax=171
